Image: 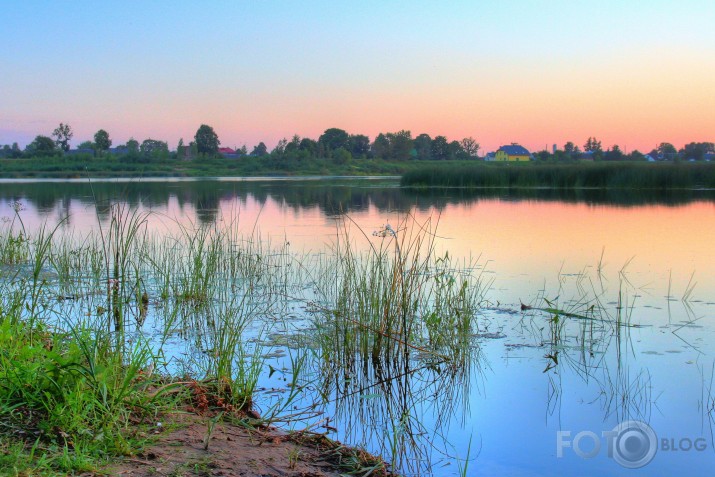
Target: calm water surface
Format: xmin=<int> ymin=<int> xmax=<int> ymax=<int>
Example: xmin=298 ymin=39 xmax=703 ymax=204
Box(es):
xmin=2 ymin=178 xmax=715 ymax=476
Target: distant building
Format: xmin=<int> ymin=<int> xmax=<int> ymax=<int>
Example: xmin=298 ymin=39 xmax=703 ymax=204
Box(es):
xmin=494 ymin=144 xmax=531 ymax=162
xmin=484 ymin=152 xmax=496 ymax=161
xmin=218 ymin=147 xmax=240 ymax=158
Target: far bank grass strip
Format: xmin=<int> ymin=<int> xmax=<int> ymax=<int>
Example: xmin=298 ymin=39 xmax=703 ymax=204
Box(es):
xmin=401 ymin=162 xmax=715 ymax=189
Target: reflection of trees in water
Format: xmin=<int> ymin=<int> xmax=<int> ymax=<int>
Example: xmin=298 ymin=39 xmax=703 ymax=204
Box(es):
xmin=2 ymin=180 xmax=715 ymax=227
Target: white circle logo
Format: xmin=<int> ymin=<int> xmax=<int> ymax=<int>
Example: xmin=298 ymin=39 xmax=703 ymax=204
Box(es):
xmin=610 ymin=420 xmax=657 ymax=469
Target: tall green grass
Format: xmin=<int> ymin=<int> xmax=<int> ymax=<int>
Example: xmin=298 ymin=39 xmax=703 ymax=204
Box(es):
xmin=314 ymin=215 xmax=489 ymax=365
xmin=402 ymin=162 xmax=715 ymax=189
xmin=0 ymin=202 xmax=495 ymax=475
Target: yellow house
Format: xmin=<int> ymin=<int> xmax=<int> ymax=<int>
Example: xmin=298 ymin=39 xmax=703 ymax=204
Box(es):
xmin=494 ymin=144 xmax=531 ymax=162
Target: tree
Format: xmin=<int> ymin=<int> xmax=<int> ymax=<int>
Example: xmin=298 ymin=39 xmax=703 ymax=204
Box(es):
xmin=371 ymin=134 xmax=390 ymax=159
xmin=449 ymin=140 xmax=465 ymax=160
xmin=332 ymin=147 xmax=352 ymax=165
xmin=604 ymin=144 xmax=624 ymax=161
xmin=194 ymin=124 xmax=220 ymax=155
xmin=140 ymin=139 xmax=169 ymax=158
xmin=94 ymin=129 xmax=112 ymax=153
xmin=284 ymin=135 xmax=301 ymax=154
xmin=251 ymin=142 xmax=268 ymax=156
xmin=657 ymin=142 xmax=677 ymax=156
xmin=26 ymin=135 xmax=57 ymax=156
xmin=460 ymin=137 xmax=480 ymax=158
xmin=564 ymin=141 xmax=581 ymax=157
xmin=272 ymin=138 xmax=288 ymax=155
xmin=126 ymin=138 xmax=140 ymax=154
xmin=77 ymin=140 xmax=94 ymax=151
xmin=414 ymin=134 xmax=432 ymax=160
xmin=680 ymin=142 xmax=714 ymax=161
xmin=347 ymin=134 xmax=370 ymax=158
xmin=1 ymin=143 xmax=22 ymax=159
xmin=52 ymin=123 xmax=73 ymax=152
xmin=386 ymin=130 xmax=413 ymax=161
xmin=431 ymin=136 xmax=450 ymax=160
xmin=318 ymin=128 xmax=349 ymax=154
xmin=298 ymin=138 xmax=317 ymax=155
xmin=584 ymin=137 xmax=602 ymax=153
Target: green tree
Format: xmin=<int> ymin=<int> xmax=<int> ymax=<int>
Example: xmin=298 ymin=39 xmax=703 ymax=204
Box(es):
xmin=272 ymin=138 xmax=288 ymax=155
xmin=26 ymin=135 xmax=57 ymax=156
xmin=318 ymin=128 xmax=349 ymax=154
xmin=140 ymin=139 xmax=169 ymax=158
xmin=251 ymin=142 xmax=268 ymax=156
xmin=460 ymin=137 xmax=480 ymax=158
xmin=431 ymin=136 xmax=450 ymax=160
xmin=94 ymin=129 xmax=112 ymax=153
xmin=657 ymin=142 xmax=677 ymax=155
xmin=584 ymin=137 xmax=602 ymax=152
xmin=347 ymin=134 xmax=370 ymax=158
xmin=52 ymin=123 xmax=73 ymax=152
xmin=371 ymin=133 xmax=390 ymax=159
xmin=449 ymin=140 xmax=465 ymax=160
xmin=332 ymin=147 xmax=352 ymax=165
xmin=414 ymin=134 xmax=432 ymax=160
xmin=284 ymin=135 xmax=301 ymax=154
xmin=194 ymin=124 xmax=220 ymax=155
xmin=563 ymin=141 xmax=580 ymax=157
xmin=386 ymin=130 xmax=413 ymax=161
xmin=77 ymin=140 xmax=94 ymax=151
xmin=126 ymin=138 xmax=140 ymax=154
xmin=679 ymin=142 xmax=714 ymax=161
xmin=604 ymin=145 xmax=624 ymax=161
xmin=298 ymin=138 xmax=317 ymax=156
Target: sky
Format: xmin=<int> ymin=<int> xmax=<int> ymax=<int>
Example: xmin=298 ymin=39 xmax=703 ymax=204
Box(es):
xmin=1 ymin=0 xmax=714 ymax=153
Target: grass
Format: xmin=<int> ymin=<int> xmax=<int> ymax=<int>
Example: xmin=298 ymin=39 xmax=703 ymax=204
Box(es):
xmin=0 ymin=205 xmax=291 ymax=474
xmin=0 ymin=154 xmax=420 ymax=179
xmin=4 ymin=204 xmax=486 ymax=475
xmin=314 ymin=215 xmax=489 ymax=365
xmin=401 ymin=161 xmax=715 ymax=190
xmin=307 ymin=215 xmax=490 ymax=475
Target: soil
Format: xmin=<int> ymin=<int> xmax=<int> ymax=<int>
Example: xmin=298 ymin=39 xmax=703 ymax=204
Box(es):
xmin=108 ymin=412 xmax=382 ymax=477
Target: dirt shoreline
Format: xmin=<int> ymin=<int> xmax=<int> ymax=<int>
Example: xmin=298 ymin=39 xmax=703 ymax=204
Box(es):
xmin=108 ymin=412 xmax=390 ymax=477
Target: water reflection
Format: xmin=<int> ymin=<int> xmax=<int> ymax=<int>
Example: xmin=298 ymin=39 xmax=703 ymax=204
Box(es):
xmin=4 ymin=179 xmax=715 ymax=228
xmin=3 ymin=178 xmax=715 ymax=476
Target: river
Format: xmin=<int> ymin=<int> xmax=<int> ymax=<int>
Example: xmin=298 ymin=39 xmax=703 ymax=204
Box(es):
xmin=1 ymin=177 xmax=714 ymax=476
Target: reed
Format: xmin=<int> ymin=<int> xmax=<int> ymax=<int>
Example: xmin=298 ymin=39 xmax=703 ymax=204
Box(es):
xmin=401 ymin=162 xmax=715 ymax=190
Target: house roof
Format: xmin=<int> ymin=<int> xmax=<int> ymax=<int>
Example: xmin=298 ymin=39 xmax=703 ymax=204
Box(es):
xmin=498 ymin=144 xmax=530 ymax=155
xmin=218 ymin=147 xmax=235 ymax=154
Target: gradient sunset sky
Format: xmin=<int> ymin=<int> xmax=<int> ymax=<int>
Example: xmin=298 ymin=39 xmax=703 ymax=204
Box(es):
xmin=2 ymin=0 xmax=713 ymax=153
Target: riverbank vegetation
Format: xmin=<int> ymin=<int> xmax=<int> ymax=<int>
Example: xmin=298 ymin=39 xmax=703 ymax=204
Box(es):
xmin=0 ymin=154 xmax=416 ymax=178
xmin=401 ymin=162 xmax=715 ymax=190
xmin=0 ymin=203 xmax=489 ymax=475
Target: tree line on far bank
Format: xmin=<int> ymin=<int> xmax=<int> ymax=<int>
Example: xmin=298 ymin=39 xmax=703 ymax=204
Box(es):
xmin=1 ymin=123 xmax=713 ymax=163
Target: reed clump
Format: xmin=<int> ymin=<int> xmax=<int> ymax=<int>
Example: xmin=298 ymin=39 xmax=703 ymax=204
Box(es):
xmin=314 ymin=215 xmax=489 ymax=366
xmin=401 ymin=162 xmax=715 ymax=190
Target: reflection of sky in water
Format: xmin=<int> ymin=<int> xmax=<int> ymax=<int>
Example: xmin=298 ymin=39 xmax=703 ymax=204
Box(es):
xmin=2 ymin=179 xmax=715 ymax=476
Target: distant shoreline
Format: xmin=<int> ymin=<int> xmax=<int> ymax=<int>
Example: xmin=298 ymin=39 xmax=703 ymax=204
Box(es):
xmin=401 ymin=161 xmax=715 ymax=190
